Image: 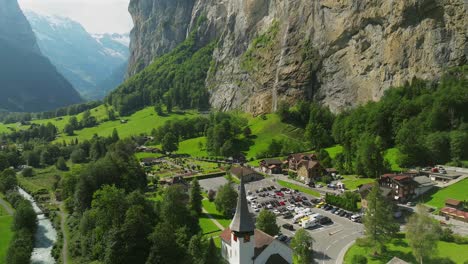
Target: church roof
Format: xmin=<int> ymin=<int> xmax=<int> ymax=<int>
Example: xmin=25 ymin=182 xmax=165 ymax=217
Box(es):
xmin=220 ymin=228 xmax=275 ymax=255
xmin=265 ymin=254 xmax=289 ymax=264
xmin=229 ymin=172 xmax=255 ymax=233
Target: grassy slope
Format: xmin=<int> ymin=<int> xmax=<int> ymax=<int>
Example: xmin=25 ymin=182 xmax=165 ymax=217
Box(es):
xmin=422 ymin=178 xmax=468 ymax=209
xmin=344 ymin=234 xmax=468 ymax=264
xmin=341 ymin=175 xmax=376 ymax=190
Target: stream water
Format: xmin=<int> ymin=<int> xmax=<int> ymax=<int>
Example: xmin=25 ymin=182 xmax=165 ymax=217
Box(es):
xmin=18 ymin=188 xmax=57 ymax=264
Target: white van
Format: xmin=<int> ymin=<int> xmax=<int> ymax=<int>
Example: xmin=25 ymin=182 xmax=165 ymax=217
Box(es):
xmin=351 ymin=214 xmax=361 ymax=222
xmin=302 ymin=218 xmax=319 ymax=229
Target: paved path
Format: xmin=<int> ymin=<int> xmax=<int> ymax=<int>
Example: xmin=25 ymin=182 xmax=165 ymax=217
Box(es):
xmin=0 ymin=196 xmax=14 ymax=215
xmin=202 ymin=207 xmax=225 ymax=231
xmin=58 ymin=208 xmax=68 ymax=264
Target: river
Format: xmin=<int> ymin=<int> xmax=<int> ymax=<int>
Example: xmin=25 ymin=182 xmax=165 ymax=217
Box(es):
xmin=18 ymin=188 xmax=57 ymax=264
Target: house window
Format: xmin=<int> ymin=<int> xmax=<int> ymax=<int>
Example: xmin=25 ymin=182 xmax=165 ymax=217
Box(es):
xmin=244 ymin=235 xmax=250 ymax=242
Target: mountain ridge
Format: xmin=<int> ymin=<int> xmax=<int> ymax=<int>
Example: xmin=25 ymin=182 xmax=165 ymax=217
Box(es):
xmin=24 ymin=11 xmax=129 ymax=100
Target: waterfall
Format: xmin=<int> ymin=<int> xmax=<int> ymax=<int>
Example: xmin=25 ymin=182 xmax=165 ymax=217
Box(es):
xmin=272 ymin=22 xmax=289 ymax=112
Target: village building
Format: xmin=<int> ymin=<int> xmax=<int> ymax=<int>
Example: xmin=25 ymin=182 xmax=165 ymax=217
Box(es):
xmin=287 ymin=153 xmax=317 ymax=171
xmin=296 ymin=160 xmax=325 ymax=186
xmin=259 ymin=159 xmax=283 ymax=174
xmin=412 ymin=176 xmax=436 ymax=197
xmin=220 ymin=176 xmax=292 ymax=264
xmin=379 ymin=174 xmax=418 ymax=203
xmin=231 ymin=166 xmax=264 ymax=183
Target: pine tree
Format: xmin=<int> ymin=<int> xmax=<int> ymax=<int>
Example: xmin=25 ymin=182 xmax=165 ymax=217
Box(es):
xmin=363 ymin=183 xmax=399 ymax=253
xmin=189 ymin=178 xmax=203 ymax=215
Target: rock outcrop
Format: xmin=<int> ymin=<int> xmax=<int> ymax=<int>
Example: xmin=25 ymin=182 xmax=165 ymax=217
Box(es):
xmin=127 ymin=0 xmax=467 ymax=114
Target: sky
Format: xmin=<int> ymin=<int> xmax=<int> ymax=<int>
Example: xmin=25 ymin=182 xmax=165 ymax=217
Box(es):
xmin=18 ymin=0 xmax=133 ymax=34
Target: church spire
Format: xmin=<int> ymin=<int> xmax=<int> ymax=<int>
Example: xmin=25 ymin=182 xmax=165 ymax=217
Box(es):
xmin=230 ymin=168 xmax=255 ymax=233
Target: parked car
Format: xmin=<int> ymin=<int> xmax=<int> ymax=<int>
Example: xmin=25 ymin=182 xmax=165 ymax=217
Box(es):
xmin=282 ymin=223 xmax=294 ymax=231
xmin=316 ymin=184 xmax=323 ymax=188
xmin=351 ymin=214 xmax=361 ymax=222
xmin=316 ymin=202 xmax=325 ymax=208
xmin=279 ymin=201 xmax=286 ymax=206
xmin=276 ymin=191 xmax=284 ymax=197
xmin=302 ymin=196 xmax=308 ymax=201
xmin=330 ymin=207 xmax=338 ymax=214
xmin=324 ymin=205 xmax=332 ymax=210
xmin=286 ymin=205 xmax=295 ymax=211
xmin=319 ymin=216 xmax=332 ymax=225
xmin=335 ymin=209 xmax=343 ymax=215
xmin=273 ymin=209 xmax=280 ymax=215
xmin=339 ymin=211 xmax=347 ymax=217
xmin=302 ymin=201 xmax=312 ymax=206
xmin=271 ymin=185 xmax=277 ymax=190
xmin=283 ymin=213 xmax=293 ymax=219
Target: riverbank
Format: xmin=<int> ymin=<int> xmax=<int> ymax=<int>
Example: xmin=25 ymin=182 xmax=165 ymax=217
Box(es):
xmin=0 ymin=195 xmax=14 ymax=264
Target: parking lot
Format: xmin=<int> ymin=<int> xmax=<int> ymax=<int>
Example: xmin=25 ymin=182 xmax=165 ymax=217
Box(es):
xmin=245 ymin=179 xmax=364 ymax=264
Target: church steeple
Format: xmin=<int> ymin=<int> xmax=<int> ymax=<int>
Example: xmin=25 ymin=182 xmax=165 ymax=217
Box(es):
xmin=230 ymin=169 xmax=255 ymax=234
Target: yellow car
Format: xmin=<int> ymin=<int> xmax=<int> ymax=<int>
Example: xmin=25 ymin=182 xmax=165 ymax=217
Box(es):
xmin=315 ymin=202 xmax=325 ymax=208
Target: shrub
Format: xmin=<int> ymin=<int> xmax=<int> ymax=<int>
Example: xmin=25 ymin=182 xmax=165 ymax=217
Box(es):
xmin=351 ymin=255 xmax=367 ymax=264
xmin=208 ymin=189 xmax=216 ymax=202
xmin=22 ymin=167 xmax=34 ymax=177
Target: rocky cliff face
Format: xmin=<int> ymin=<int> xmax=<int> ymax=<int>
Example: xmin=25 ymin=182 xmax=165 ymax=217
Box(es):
xmin=128 ymin=0 xmax=467 ymax=114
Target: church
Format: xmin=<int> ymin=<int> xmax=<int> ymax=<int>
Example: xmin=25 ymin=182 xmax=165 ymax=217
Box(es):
xmin=220 ymin=176 xmax=293 ymax=264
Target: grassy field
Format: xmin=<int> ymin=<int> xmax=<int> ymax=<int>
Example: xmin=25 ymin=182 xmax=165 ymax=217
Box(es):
xmin=199 ymin=213 xmax=221 ymax=235
xmin=341 ymin=175 xmax=376 ymax=190
xmin=0 ymin=198 xmax=13 ymax=264
xmin=202 ymin=199 xmax=231 ymax=228
xmin=384 ymin=148 xmax=403 ymax=172
xmin=176 ymin=137 xmax=208 ymax=157
xmin=344 ymin=234 xmax=468 ymax=264
xmin=422 ymin=178 xmax=468 ymax=209
xmin=277 ymin=180 xmax=321 ymax=197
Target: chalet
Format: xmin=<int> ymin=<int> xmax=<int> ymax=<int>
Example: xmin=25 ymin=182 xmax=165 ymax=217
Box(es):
xmin=220 ymin=176 xmax=292 ymax=264
xmin=287 ymin=153 xmax=317 ymax=171
xmin=231 ymin=167 xmax=264 ymax=182
xmin=297 ymin=160 xmax=325 ymax=186
xmin=259 ymin=159 xmax=283 ymax=174
xmin=379 ymin=174 xmax=417 ymax=203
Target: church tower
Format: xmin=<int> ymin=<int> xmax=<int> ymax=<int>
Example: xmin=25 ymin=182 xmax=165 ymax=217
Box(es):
xmin=229 ymin=174 xmax=255 ymax=264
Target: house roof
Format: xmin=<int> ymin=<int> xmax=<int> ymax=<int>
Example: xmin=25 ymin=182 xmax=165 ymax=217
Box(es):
xmin=413 ymin=176 xmax=435 ymax=187
xmin=229 ymin=174 xmax=255 ymax=233
xmin=445 ymin=198 xmax=462 ymax=207
xmin=289 ymin=153 xmax=317 ymax=162
xmin=386 ymin=257 xmax=409 ymax=264
xmin=220 ymin=228 xmax=277 ymax=258
xmin=299 ymin=160 xmax=321 ymax=170
xmin=263 ymin=159 xmax=282 ymax=165
xmin=230 ymin=166 xmax=259 ymax=177
xmin=441 ymin=207 xmax=468 ymax=219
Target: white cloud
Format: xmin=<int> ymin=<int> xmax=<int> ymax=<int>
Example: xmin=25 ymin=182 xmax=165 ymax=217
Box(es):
xmin=18 ymin=0 xmax=133 ymax=34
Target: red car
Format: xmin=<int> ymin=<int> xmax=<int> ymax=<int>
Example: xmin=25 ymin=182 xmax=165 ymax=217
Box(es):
xmin=279 ymin=201 xmax=286 ymax=206
xmin=276 ymin=191 xmax=284 ymax=197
